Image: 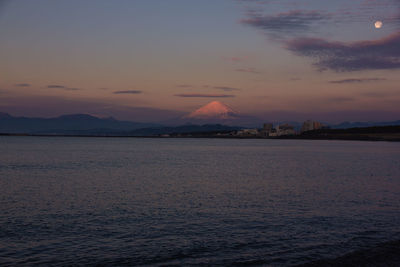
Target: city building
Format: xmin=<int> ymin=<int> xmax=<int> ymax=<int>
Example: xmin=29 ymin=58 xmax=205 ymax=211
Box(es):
xmin=270 ymin=123 xmax=296 ymax=136
xmin=301 ymin=120 xmax=324 ymax=133
xmin=236 ymin=128 xmax=259 ymax=137
xmin=260 ymin=123 xmax=273 ymax=137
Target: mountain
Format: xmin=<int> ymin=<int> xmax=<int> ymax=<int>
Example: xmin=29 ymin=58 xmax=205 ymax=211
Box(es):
xmin=0 ymin=112 xmax=12 ymax=119
xmin=186 ymin=101 xmax=239 ymax=120
xmin=2 ymin=110 xmax=398 ymax=135
xmin=331 ymin=120 xmax=400 ymax=129
xmin=0 ymin=113 xmax=158 ymax=134
xmin=167 ymin=101 xmax=262 ymax=127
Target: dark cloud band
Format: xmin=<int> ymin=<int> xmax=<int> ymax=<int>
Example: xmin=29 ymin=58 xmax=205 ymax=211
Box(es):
xmin=113 ymin=90 xmax=142 ymax=94
xmin=47 ymin=85 xmax=65 ymax=89
xmin=212 ymin=86 xmax=241 ymax=91
xmin=329 ymin=78 xmax=386 ymax=84
xmin=174 ymin=94 xmax=235 ymax=98
xmin=241 ymin=10 xmax=329 ymax=36
xmin=15 ymin=83 xmax=31 ymax=87
xmin=286 ymin=32 xmax=400 ymax=71
xmin=47 ymin=85 xmax=81 ymax=90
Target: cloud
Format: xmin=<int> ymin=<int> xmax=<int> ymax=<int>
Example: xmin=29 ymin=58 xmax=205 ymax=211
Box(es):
xmin=239 ymin=0 xmax=400 ymax=27
xmin=47 ymin=84 xmax=81 ymax=90
xmin=235 ymin=68 xmax=261 ymax=74
xmin=241 ymin=10 xmax=329 ymax=36
xmin=286 ymin=31 xmax=400 ymax=71
xmin=238 ymin=1 xmax=400 ymax=71
xmin=174 ymin=93 xmax=235 ymax=98
xmin=15 ymin=83 xmax=31 ymax=87
xmin=329 ymin=78 xmax=387 ymax=84
xmin=211 ymin=86 xmax=241 ymax=91
xmin=176 ymin=84 xmax=194 ymax=88
xmin=47 ymin=85 xmax=66 ymax=89
xmin=221 ymin=56 xmax=245 ymax=63
xmin=113 ymin=90 xmax=142 ymax=94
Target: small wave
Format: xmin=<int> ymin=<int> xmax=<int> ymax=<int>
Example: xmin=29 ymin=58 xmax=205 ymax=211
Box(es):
xmin=298 ymin=239 xmax=400 ymax=267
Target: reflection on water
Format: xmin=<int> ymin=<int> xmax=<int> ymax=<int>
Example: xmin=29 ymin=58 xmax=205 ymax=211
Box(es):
xmin=0 ymin=137 xmax=399 ymax=265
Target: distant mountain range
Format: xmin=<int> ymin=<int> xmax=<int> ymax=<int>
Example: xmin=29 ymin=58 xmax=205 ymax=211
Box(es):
xmin=0 ymin=112 xmax=243 ymax=136
xmin=1 ymin=108 xmax=399 ymax=136
xmin=0 ymin=112 xmax=158 ymax=134
xmin=331 ymin=120 xmax=400 ymax=129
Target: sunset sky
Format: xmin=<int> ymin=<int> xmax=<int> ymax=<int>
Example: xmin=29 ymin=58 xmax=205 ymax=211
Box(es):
xmin=1 ymin=0 xmax=400 ymax=122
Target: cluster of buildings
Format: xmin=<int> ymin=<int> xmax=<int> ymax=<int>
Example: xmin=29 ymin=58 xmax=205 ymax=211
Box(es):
xmin=300 ymin=120 xmax=324 ymax=133
xmin=235 ymin=120 xmax=327 ymax=137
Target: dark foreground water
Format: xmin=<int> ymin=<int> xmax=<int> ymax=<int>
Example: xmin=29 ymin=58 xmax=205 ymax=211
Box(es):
xmin=0 ymin=137 xmax=399 ymax=266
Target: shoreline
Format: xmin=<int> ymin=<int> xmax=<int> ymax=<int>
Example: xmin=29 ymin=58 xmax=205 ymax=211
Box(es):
xmin=1 ymin=132 xmax=399 ymax=142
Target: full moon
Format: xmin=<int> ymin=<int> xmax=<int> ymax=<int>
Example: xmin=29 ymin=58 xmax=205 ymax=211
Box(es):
xmin=375 ymin=21 xmax=383 ymax=29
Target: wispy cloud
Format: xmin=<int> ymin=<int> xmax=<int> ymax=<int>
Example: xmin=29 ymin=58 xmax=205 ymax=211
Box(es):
xmin=174 ymin=93 xmax=235 ymax=98
xmin=47 ymin=84 xmax=82 ymax=91
xmin=113 ymin=90 xmax=142 ymax=94
xmin=241 ymin=10 xmax=330 ymax=37
xmin=47 ymin=85 xmax=65 ymax=89
xmin=235 ymin=68 xmax=261 ymax=74
xmin=176 ymin=84 xmax=194 ymax=88
xmin=207 ymin=86 xmax=241 ymax=91
xmin=329 ymin=78 xmax=387 ymax=84
xmin=238 ymin=0 xmax=400 ymax=71
xmin=239 ymin=0 xmax=400 ymax=28
xmin=15 ymin=83 xmax=31 ymax=87
xmin=286 ymin=31 xmax=400 ymax=71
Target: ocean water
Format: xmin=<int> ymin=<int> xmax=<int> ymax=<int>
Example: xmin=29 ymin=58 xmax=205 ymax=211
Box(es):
xmin=0 ymin=136 xmax=399 ymax=266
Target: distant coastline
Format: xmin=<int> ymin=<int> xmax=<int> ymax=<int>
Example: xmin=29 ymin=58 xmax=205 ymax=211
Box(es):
xmin=2 ymin=125 xmax=400 ymax=142
xmin=2 ymin=111 xmax=400 ymax=141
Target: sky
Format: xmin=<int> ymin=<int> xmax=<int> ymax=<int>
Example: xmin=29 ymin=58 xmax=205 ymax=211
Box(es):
xmin=1 ymin=0 xmax=400 ymax=123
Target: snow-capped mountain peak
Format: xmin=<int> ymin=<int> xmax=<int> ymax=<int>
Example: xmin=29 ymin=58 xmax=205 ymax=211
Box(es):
xmin=186 ymin=101 xmax=239 ymax=119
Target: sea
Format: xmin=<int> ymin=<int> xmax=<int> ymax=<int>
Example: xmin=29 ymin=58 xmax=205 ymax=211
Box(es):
xmin=0 ymin=136 xmax=399 ymax=266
